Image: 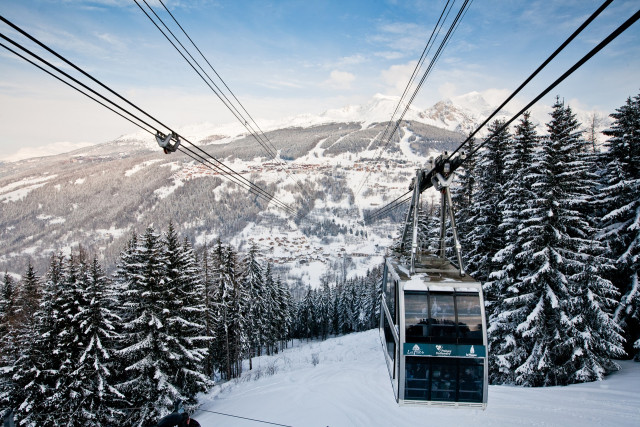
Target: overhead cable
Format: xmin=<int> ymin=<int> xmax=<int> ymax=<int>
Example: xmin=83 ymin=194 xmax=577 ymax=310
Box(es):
xmin=366 ymin=4 xmax=639 ymax=224
xmin=364 ymin=0 xmax=455 ymax=166
xmin=0 ymin=32 xmax=291 ymax=212
xmin=448 ymin=0 xmax=615 ymax=159
xmin=355 ymin=0 xmax=472 ymax=199
xmin=0 ymin=16 xmax=295 ymax=214
xmin=135 ymin=0 xmax=311 ymax=200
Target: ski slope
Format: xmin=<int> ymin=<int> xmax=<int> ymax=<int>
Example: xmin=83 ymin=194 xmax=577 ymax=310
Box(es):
xmin=194 ymin=329 xmax=640 ymax=426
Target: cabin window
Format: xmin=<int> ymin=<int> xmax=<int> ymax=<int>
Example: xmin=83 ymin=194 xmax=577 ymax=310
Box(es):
xmin=456 ymin=294 xmax=483 ymax=344
xmin=404 ymin=358 xmax=484 ymax=403
xmin=404 ymin=357 xmax=429 ymax=400
xmin=405 ymin=292 xmax=429 ymax=342
xmin=458 ymin=359 xmax=484 ymax=403
xmin=428 ymin=293 xmax=457 ymax=343
xmin=384 ymin=269 xmax=396 ymax=321
xmin=430 ymin=358 xmax=458 ymax=401
xmin=383 ymin=310 xmax=396 ymax=374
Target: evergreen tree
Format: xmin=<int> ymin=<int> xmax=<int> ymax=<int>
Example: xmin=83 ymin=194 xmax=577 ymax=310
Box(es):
xmin=70 ymin=256 xmax=124 ymax=425
xmin=242 ymin=244 xmax=265 ymax=362
xmin=466 ymin=120 xmax=511 ymax=284
xmin=487 ymin=113 xmax=538 ymax=383
xmin=50 ymin=252 xmax=90 ymax=425
xmin=0 ymin=272 xmax=17 ymax=416
xmin=12 ymin=258 xmax=60 ymax=426
xmin=263 ymin=263 xmax=279 ymax=353
xmin=599 ymin=92 xmax=640 ymax=360
xmin=512 ymin=99 xmax=624 ymax=386
xmin=114 ymin=227 xmax=176 ymax=425
xmin=224 ymin=245 xmax=248 ymax=378
xmin=276 ymin=277 xmax=293 ymax=349
xmin=163 ymin=225 xmax=211 ymax=402
xmin=201 ymin=241 xmax=219 ymax=377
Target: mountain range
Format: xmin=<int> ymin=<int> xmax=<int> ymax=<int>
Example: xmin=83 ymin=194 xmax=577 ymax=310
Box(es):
xmin=0 ymin=92 xmax=608 ymax=285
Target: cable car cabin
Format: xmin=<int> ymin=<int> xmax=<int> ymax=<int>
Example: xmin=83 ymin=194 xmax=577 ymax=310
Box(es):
xmin=379 ymin=253 xmax=488 ymax=408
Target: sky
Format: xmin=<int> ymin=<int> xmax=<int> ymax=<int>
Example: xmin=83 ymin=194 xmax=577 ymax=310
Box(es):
xmin=0 ymin=0 xmax=639 ymax=161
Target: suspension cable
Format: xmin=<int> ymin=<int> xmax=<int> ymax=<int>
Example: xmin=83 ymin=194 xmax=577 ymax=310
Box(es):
xmin=366 ymin=5 xmax=640 ymax=224
xmin=196 ymin=408 xmax=293 ymax=427
xmin=355 ymin=0 xmax=471 ymax=199
xmin=448 ymin=0 xmax=614 ymax=159
xmin=361 ymin=0 xmax=455 ymax=173
xmin=0 ymin=16 xmax=296 ymax=214
xmin=136 ymin=0 xmax=312 ymax=201
xmin=0 ymin=32 xmax=290 ymax=212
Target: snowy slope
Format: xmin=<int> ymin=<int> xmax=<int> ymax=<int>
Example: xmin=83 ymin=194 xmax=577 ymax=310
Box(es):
xmin=135 ymin=91 xmax=606 ymax=144
xmin=193 ymin=330 xmax=640 ymax=427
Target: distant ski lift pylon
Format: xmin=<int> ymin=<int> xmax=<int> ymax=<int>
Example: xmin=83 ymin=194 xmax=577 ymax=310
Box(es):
xmin=156 ymin=131 xmax=181 ymax=154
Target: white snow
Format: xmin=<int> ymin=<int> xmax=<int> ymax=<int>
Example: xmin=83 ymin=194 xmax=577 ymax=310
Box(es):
xmin=95 ymin=225 xmax=129 ymax=239
xmin=124 ymin=159 xmax=163 ymax=177
xmin=0 ymin=174 xmax=57 ymax=203
xmin=154 ymin=178 xmax=184 ymax=199
xmin=194 ymin=329 xmax=640 ymax=427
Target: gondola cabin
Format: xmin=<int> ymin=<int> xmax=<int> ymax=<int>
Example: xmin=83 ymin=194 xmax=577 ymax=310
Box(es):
xmin=379 ymin=254 xmax=488 ymax=407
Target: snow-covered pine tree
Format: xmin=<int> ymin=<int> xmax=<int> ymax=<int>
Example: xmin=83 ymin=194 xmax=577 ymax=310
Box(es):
xmin=297 ymin=287 xmax=314 ymax=341
xmin=163 ymin=224 xmax=211 ymax=402
xmin=0 ymin=272 xmax=17 ymax=406
xmin=514 ymin=98 xmax=623 ymax=386
xmin=452 ymin=133 xmax=477 ymax=259
xmin=50 ymin=252 xmax=91 ymax=426
xmin=337 ymin=280 xmax=356 ymax=334
xmin=242 ymin=243 xmax=265 ymax=362
xmin=12 ymin=257 xmax=61 ymax=426
xmin=465 ymin=120 xmax=511 ymax=285
xmin=201 ymin=240 xmax=219 ymax=377
xmin=487 ymin=112 xmax=538 ymax=383
xmin=364 ymin=267 xmax=383 ymax=330
xmin=210 ymin=242 xmax=247 ymax=380
xmin=317 ymin=279 xmax=332 ymax=340
xmin=70 ymin=255 xmax=124 ymax=425
xmin=600 ymin=92 xmax=640 ymax=361
xmin=114 ymin=227 xmax=176 ymax=425
xmin=276 ymin=277 xmax=293 ymax=349
xmin=263 ymin=263 xmax=280 ymax=353
xmin=225 ymin=245 xmax=248 ymax=378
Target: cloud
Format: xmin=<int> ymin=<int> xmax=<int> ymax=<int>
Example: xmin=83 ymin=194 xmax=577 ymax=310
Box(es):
xmin=324 ymin=70 xmax=356 ymax=90
xmin=374 ymin=51 xmax=405 ymax=60
xmin=380 ymin=61 xmax=417 ymax=93
xmin=338 ymin=55 xmax=366 ymax=66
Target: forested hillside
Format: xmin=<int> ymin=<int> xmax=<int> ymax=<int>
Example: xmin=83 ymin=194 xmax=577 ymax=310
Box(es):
xmin=450 ymin=93 xmax=640 ymax=385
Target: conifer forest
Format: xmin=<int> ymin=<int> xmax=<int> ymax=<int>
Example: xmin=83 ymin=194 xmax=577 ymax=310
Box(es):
xmin=1 ymin=92 xmax=639 ymax=426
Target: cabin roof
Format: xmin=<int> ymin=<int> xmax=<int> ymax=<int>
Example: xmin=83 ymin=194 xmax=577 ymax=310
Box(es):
xmin=387 ymin=252 xmax=481 ymax=292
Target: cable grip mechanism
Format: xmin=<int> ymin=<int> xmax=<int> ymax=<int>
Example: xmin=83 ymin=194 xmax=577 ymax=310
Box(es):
xmin=155 ymin=131 xmax=181 ymax=154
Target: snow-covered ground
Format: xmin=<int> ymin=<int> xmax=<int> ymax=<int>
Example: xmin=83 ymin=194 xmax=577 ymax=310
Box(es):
xmin=194 ymin=329 xmax=640 ymax=427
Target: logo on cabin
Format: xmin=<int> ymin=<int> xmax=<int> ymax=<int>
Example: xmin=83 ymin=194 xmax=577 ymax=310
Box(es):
xmin=408 ymin=344 xmax=424 ymax=355
xmin=435 ymin=345 xmax=453 ymax=356
xmin=466 ymin=345 xmax=477 ymax=357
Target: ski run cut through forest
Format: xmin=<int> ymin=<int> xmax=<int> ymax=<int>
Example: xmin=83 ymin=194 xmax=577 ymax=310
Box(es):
xmin=196 ymin=330 xmax=640 ymax=426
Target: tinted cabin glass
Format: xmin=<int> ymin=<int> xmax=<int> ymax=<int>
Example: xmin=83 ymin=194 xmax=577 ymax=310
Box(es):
xmin=404 ymin=356 xmax=429 ymax=400
xmin=383 ymin=311 xmax=396 ymax=369
xmin=458 ymin=359 xmax=484 ymax=403
xmin=456 ymin=294 xmax=483 ymax=344
xmin=405 ymin=292 xmax=429 ymax=342
xmin=428 ymin=293 xmax=456 ymax=343
xmin=430 ymin=359 xmax=458 ymax=401
xmin=384 ymin=270 xmax=396 ymax=321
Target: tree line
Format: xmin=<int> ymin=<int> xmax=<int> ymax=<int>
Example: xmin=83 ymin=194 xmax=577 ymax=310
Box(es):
xmin=0 ymin=223 xmax=382 ymax=426
xmin=449 ymin=93 xmax=640 ymax=386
